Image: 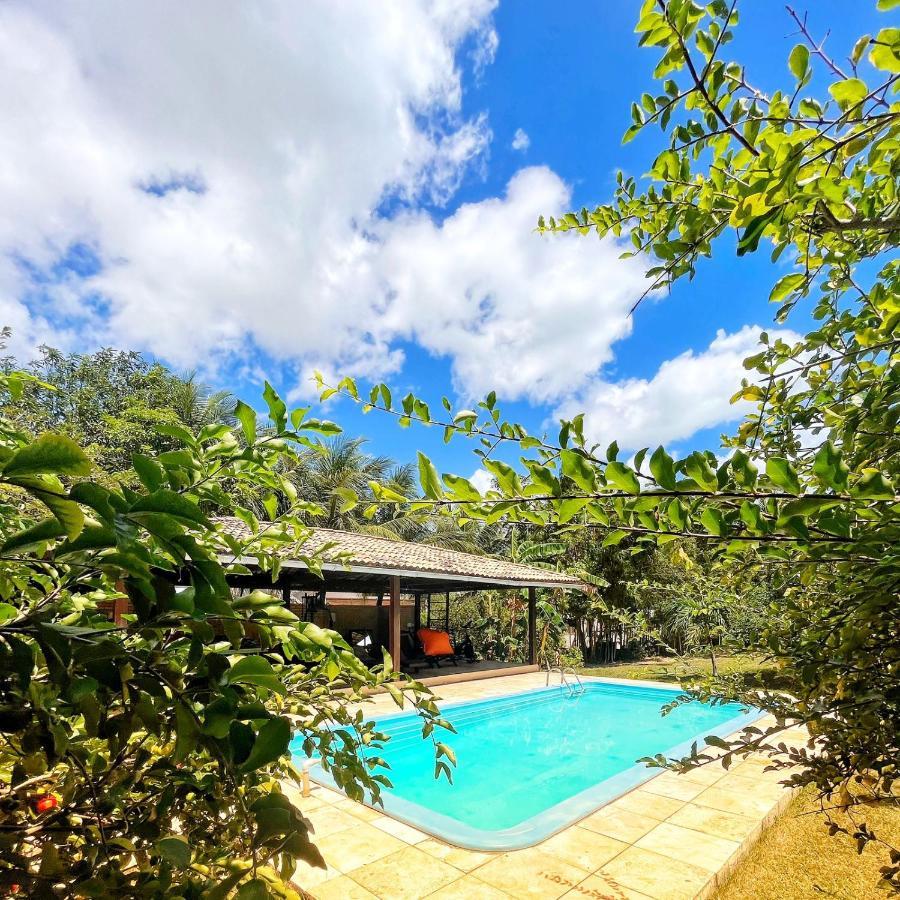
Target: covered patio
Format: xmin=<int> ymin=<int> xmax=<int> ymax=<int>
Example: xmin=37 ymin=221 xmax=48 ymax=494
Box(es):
xmin=216 ymin=517 xmax=584 ymax=681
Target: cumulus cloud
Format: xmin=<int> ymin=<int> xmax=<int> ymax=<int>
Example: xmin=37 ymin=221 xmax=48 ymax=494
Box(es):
xmin=0 ymin=1 xmax=769 ymax=455
xmin=0 ymin=0 xmax=648 ymax=409
xmin=556 ymin=325 xmax=800 ymax=451
xmin=0 ymin=0 xmax=498 ymax=366
xmin=365 ymin=166 xmax=647 ymax=402
xmin=511 ymin=128 xmax=530 ymax=151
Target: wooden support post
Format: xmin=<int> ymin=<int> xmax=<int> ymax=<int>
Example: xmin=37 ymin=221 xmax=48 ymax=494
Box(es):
xmin=282 ymin=585 xmax=291 ymax=609
xmin=413 ymin=592 xmax=421 ymax=634
xmin=112 ymin=595 xmax=129 ymax=627
xmin=527 ymin=586 xmax=537 ymax=665
xmin=389 ymin=575 xmax=401 ymax=674
xmin=444 ymin=590 xmax=450 ymax=632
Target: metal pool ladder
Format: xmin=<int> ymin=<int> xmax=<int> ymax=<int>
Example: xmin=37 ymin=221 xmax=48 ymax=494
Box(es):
xmin=544 ymin=661 xmax=586 ymax=698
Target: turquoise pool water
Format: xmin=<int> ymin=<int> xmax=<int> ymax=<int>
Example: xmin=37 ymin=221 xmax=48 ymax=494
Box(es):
xmin=299 ymin=680 xmax=759 ymax=849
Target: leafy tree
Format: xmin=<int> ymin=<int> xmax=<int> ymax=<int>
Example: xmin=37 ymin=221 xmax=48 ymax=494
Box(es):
xmin=318 ymin=2 xmax=900 ymax=884
xmin=0 ymin=361 xmax=450 ymax=897
xmin=0 ymin=342 xmax=235 ymax=481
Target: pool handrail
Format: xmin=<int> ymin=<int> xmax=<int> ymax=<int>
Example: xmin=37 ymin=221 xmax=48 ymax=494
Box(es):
xmin=544 ymin=660 xmax=585 ymax=697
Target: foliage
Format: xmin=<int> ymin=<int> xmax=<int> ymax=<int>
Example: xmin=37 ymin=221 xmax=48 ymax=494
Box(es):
xmin=630 ymin=546 xmax=778 ymax=669
xmin=318 ymin=1 xmax=900 ymax=886
xmin=279 ymin=436 xmax=413 ymax=531
xmin=0 ymin=361 xmax=450 ymax=897
xmin=0 ymin=342 xmax=236 ymax=482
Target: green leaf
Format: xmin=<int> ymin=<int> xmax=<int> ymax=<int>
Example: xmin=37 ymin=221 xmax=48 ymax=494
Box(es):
xmin=869 ymin=27 xmax=900 ymax=73
xmin=263 ymin=381 xmax=287 ymax=431
xmin=333 ymin=486 xmax=358 ymax=513
xmin=605 ymin=461 xmax=640 ymax=494
xmin=561 ymin=449 xmax=597 ymax=493
xmin=234 ymin=880 xmax=269 ymax=900
xmin=700 ymin=507 xmax=725 ymax=536
xmin=417 ymin=452 xmax=444 ymax=500
xmin=34 ymin=490 xmax=85 ymax=540
xmin=557 ymin=497 xmax=590 ymax=524
xmin=667 ymin=498 xmax=686 ymax=530
xmin=234 ymin=400 xmax=258 ymax=444
xmin=777 ymin=497 xmax=840 ymax=525
xmin=730 ymin=450 xmax=758 ymax=489
xmin=649 ymin=446 xmax=677 ymax=490
xmin=484 ymin=459 xmax=521 ymax=495
xmin=812 ymin=441 xmax=849 ymax=491
xmin=300 ymin=418 xmax=342 ymax=436
xmin=788 ymin=44 xmax=809 ymax=81
xmin=850 ymin=34 xmax=871 ymax=66
xmin=225 ymin=655 xmax=286 ymax=695
xmin=769 ymin=273 xmax=806 ymax=303
xmin=130 ymin=490 xmax=209 ymax=526
xmin=1 ymin=517 xmax=64 ymax=553
xmin=156 ymin=423 xmax=197 ymax=446
xmin=132 ymin=453 xmax=165 ymax=491
xmin=442 ymin=473 xmax=482 ymax=501
xmin=736 ymin=207 xmax=781 ymax=256
xmin=828 ymin=78 xmax=867 ymax=109
xmin=684 ymin=452 xmax=718 ymax=491
xmin=2 ymin=433 xmax=91 ymax=478
xmin=240 ymin=717 xmax=291 ymax=772
xmin=173 ymin=703 xmax=199 ymax=763
xmin=851 ymin=469 xmax=894 ymax=500
xmin=766 ymin=457 xmax=802 ymax=495
xmin=155 ymin=834 xmax=191 ymax=869
xmin=740 ymin=501 xmax=766 ymax=534
xmin=525 ymin=461 xmax=560 ymax=495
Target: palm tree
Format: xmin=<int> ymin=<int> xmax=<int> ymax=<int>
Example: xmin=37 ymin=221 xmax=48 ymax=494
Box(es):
xmin=286 ymin=437 xmax=400 ymax=530
xmin=168 ymin=371 xmax=236 ymax=429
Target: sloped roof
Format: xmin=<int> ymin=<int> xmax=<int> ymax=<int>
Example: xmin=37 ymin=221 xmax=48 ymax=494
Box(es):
xmin=215 ymin=516 xmax=584 ymax=592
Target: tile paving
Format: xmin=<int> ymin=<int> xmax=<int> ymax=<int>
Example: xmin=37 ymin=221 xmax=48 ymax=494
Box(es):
xmin=291 ymin=672 xmax=800 ymax=900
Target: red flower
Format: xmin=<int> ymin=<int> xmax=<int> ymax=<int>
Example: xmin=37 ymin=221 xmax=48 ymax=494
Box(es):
xmin=35 ymin=795 xmax=58 ymax=813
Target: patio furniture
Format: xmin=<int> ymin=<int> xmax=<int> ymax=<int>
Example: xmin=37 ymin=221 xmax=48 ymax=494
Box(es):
xmin=417 ymin=627 xmax=459 ymax=667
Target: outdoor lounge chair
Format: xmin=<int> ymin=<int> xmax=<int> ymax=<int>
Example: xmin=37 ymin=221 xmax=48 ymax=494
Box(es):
xmin=417 ymin=627 xmax=459 ymax=667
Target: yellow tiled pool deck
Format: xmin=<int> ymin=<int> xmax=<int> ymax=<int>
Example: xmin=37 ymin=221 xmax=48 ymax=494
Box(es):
xmin=289 ymin=673 xmax=805 ymax=900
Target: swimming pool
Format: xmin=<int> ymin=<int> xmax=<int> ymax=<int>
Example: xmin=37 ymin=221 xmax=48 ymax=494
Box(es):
xmin=299 ymin=679 xmax=760 ymax=850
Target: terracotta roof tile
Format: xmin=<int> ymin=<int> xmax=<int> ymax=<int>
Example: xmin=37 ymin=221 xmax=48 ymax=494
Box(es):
xmin=215 ymin=516 xmax=582 ymax=588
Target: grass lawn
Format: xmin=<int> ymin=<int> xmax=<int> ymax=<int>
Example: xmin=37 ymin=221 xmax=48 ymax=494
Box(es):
xmin=578 ymin=653 xmax=785 ymax=689
xmin=578 ymin=654 xmax=900 ymax=898
xmin=715 ymin=786 xmax=900 ymax=899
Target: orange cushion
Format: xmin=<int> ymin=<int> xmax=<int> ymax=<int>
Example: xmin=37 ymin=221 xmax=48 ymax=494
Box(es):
xmin=417 ymin=628 xmax=454 ymax=656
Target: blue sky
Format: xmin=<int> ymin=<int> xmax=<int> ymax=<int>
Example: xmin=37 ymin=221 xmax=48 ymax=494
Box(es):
xmin=0 ymin=1 xmax=886 ymax=483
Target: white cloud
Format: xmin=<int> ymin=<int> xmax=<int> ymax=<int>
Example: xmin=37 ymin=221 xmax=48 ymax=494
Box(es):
xmin=511 ymin=128 xmax=530 ymax=151
xmin=556 ymin=325 xmax=801 ymax=452
xmin=0 ymin=0 xmax=498 ymax=366
xmin=364 ymin=166 xmax=647 ymax=402
xmin=468 ymin=468 xmax=494 ymax=494
xmin=1 ymin=2 xmax=770 ymax=456
xmin=471 ymin=23 xmax=499 ymax=76
xmin=0 ymin=1 xmax=656 ymax=421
